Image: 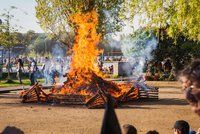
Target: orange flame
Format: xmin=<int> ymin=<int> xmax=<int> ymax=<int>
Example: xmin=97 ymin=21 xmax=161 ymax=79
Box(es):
xmin=52 ymin=10 xmax=138 ymax=100
xmin=69 ymin=10 xmax=102 ymax=75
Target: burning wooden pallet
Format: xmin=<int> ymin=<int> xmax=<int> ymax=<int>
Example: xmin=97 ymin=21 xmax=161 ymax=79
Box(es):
xmin=120 ymin=87 xmax=139 ymax=102
xmin=20 ymin=83 xmax=118 ymax=108
xmin=85 ymin=84 xmax=118 ymax=109
xmin=20 ymin=82 xmax=158 ymax=108
xmin=20 ymin=82 xmax=48 ymax=103
xmin=48 ymin=94 xmax=88 ymax=105
xmin=85 ymin=91 xmax=107 ymax=108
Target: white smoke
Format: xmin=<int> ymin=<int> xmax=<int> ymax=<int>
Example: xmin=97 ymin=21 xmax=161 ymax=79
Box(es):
xmin=52 ymin=43 xmax=64 ymax=58
xmin=120 ymin=31 xmax=157 ymax=77
xmin=103 ymin=8 xmax=158 ymax=79
xmin=43 ymin=43 xmax=70 ymax=84
xmin=104 ymin=9 xmax=158 ymax=78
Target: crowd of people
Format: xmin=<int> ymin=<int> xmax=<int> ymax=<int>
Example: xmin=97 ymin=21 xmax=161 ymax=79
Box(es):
xmin=145 ymin=59 xmax=175 ymax=81
xmin=1 ymin=56 xmax=68 ymax=85
xmin=100 ymin=56 xmax=175 ymax=79
xmin=2 ymin=57 xmax=47 ymax=73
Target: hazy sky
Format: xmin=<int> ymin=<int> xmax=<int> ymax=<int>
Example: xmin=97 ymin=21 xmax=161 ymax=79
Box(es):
xmin=0 ymin=0 xmax=44 ymax=33
xmin=0 ymin=0 xmax=141 ymax=34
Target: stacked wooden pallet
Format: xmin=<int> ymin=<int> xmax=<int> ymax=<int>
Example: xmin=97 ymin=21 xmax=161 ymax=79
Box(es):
xmin=138 ymin=88 xmax=159 ymax=100
xmin=20 ymin=82 xmax=159 ymax=108
xmin=48 ymin=94 xmax=88 ymax=105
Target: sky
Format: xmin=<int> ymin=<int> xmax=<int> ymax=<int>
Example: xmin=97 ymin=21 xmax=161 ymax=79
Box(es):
xmin=0 ymin=0 xmax=44 ymax=33
xmin=0 ymin=0 xmax=140 ymax=34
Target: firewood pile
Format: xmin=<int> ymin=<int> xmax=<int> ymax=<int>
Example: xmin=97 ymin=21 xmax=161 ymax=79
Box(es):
xmin=48 ymin=94 xmax=88 ymax=105
xmin=20 ymin=82 xmax=117 ymax=108
xmin=62 ymin=71 xmax=122 ymax=96
xmin=20 ymin=72 xmax=159 ymax=108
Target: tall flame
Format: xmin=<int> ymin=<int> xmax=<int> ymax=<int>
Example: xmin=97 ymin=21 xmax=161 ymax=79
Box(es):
xmin=69 ymin=10 xmax=102 ymax=75
xmin=53 ymin=10 xmax=138 ymax=101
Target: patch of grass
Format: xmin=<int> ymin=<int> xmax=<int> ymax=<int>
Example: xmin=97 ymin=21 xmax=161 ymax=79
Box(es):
xmin=0 ymin=79 xmax=45 ymax=88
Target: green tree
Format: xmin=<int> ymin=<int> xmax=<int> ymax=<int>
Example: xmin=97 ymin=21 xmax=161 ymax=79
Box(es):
xmin=0 ymin=6 xmax=21 ymax=80
xmin=128 ymin=0 xmax=200 ymax=42
xmin=28 ymin=34 xmax=45 ymax=56
xmin=35 ymin=0 xmax=123 ymax=49
xmin=152 ymin=29 xmax=200 ymax=71
xmin=27 ymin=34 xmax=63 ymax=56
xmin=23 ymin=30 xmax=38 ymax=46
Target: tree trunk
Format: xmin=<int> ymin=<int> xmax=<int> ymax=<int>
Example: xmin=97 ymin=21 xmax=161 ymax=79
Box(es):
xmin=7 ymin=48 xmax=11 ymax=80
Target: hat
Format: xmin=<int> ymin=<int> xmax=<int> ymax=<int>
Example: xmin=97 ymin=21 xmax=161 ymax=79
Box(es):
xmin=173 ymin=120 xmax=190 ymax=134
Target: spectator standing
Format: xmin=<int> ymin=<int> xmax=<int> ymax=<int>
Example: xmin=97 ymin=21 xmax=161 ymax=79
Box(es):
xmin=97 ymin=57 xmax=103 ymax=72
xmin=55 ymin=58 xmax=63 ymax=82
xmin=5 ymin=59 xmax=13 ymax=73
xmin=28 ymin=58 xmax=38 ymax=86
xmin=16 ymin=58 xmax=24 ymax=84
xmin=163 ymin=59 xmax=172 ymax=73
xmin=109 ymin=65 xmax=114 ymax=74
xmin=42 ymin=57 xmax=50 ymax=85
xmin=49 ymin=59 xmax=56 ymax=84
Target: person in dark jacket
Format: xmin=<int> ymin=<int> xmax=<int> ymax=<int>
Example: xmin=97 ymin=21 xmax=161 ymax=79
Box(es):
xmin=16 ymin=58 xmax=24 ymax=84
xmin=28 ymin=58 xmax=38 ymax=86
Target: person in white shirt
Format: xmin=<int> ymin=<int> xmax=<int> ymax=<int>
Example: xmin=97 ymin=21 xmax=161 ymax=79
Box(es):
xmin=42 ymin=57 xmax=50 ymax=85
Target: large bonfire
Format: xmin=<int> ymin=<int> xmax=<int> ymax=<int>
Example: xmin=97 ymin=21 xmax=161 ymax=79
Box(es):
xmin=56 ymin=10 xmax=133 ymax=100
xmin=20 ymin=10 xmax=159 ymax=108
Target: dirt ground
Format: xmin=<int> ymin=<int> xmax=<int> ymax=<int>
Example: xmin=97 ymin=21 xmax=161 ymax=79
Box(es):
xmin=0 ymin=87 xmax=199 ymax=134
